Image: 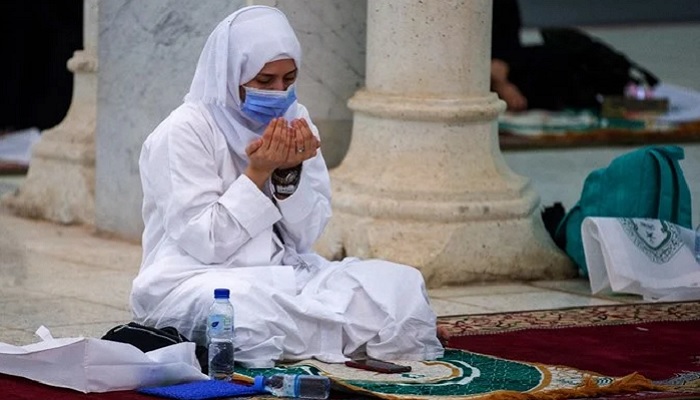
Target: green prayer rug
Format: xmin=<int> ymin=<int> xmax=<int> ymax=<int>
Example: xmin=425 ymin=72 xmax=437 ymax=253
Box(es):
xmin=234 ymin=349 xmax=660 ymax=400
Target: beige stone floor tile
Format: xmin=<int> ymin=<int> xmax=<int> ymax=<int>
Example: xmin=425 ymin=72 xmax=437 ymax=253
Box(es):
xmin=0 ymin=286 xmax=53 ymax=301
xmin=447 ymin=291 xmax=620 ymax=313
xmin=528 ymin=278 xmax=592 ymax=295
xmin=9 ymin=255 xmax=134 ymax=311
xmin=430 ymin=298 xmax=497 ymax=317
xmin=0 ymin=211 xmax=142 ymax=273
xmin=24 ymin=237 xmax=142 ymax=273
xmin=39 ymin=321 xmax=131 ymax=341
xmin=428 ymin=282 xmax=543 ymax=299
xmin=0 ymin=322 xmax=127 ymax=346
xmin=529 ymin=278 xmax=647 ymax=303
xmin=0 ymin=296 xmax=131 ymax=332
xmin=0 ymin=211 xmax=141 ymax=271
xmin=0 ymin=327 xmax=35 ymax=346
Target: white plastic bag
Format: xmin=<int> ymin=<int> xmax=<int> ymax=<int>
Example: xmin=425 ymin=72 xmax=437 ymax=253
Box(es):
xmin=0 ymin=326 xmax=208 ymax=393
xmin=582 ymin=217 xmax=700 ymax=301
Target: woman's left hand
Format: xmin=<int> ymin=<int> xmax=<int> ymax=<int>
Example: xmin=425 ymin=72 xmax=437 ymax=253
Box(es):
xmin=279 ymin=118 xmax=320 ymax=169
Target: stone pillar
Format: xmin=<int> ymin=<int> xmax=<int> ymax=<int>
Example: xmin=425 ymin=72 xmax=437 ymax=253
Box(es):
xmin=315 ymin=0 xmax=575 ymax=287
xmin=2 ymin=0 xmax=98 ymax=225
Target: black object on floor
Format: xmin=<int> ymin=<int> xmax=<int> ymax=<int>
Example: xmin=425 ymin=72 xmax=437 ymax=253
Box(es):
xmin=541 ymin=202 xmax=566 ymax=250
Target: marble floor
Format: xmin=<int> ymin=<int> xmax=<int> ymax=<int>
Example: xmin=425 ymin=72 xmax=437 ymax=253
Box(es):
xmin=0 ymin=174 xmax=650 ymax=347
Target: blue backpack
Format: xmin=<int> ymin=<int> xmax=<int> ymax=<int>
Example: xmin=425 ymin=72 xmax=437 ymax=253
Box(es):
xmin=554 ymin=145 xmax=692 ymax=276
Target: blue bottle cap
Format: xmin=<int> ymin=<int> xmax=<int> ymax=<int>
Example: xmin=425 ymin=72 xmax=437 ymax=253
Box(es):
xmin=214 ymin=288 xmax=230 ymax=299
xmin=253 ymin=375 xmax=266 ymax=392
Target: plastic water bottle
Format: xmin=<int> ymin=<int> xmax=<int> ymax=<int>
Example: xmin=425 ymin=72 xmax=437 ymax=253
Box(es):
xmin=695 ymin=223 xmax=700 ymax=264
xmin=207 ymin=288 xmax=235 ymax=381
xmin=262 ymin=374 xmax=331 ymax=399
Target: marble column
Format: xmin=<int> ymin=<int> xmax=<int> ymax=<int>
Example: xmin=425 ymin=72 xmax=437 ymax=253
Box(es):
xmin=315 ymin=0 xmax=576 ymax=287
xmin=2 ymin=0 xmax=98 ymax=225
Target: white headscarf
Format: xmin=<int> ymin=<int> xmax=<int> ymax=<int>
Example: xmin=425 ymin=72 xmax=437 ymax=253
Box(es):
xmin=184 ymin=6 xmax=303 ymax=161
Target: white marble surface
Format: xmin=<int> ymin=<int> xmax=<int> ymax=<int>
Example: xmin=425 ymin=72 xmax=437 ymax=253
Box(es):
xmin=96 ymin=0 xmax=247 ymax=239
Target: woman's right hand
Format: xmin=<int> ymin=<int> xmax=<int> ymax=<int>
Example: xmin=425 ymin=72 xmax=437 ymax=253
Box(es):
xmin=277 ymin=118 xmax=320 ymax=170
xmin=244 ymin=117 xmax=292 ymax=189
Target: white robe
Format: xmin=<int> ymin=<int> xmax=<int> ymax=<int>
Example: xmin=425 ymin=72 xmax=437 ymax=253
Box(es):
xmin=129 ymin=102 xmax=444 ymax=368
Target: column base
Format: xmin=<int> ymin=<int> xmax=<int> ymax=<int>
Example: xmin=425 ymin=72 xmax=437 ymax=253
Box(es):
xmin=1 ymin=126 xmax=95 ymax=225
xmin=1 ymin=50 xmax=97 ymax=226
xmin=315 ymin=181 xmax=576 ymax=288
xmin=314 ymin=87 xmax=576 ymax=287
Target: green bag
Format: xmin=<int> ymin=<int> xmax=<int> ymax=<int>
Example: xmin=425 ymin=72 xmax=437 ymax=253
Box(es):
xmin=554 ymin=145 xmax=692 ymax=276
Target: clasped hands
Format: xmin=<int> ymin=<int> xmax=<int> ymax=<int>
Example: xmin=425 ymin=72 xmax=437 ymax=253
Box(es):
xmin=244 ymin=117 xmax=320 ymax=189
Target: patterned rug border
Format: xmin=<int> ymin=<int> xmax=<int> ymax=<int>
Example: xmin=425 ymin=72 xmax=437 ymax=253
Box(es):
xmin=437 ymin=301 xmax=700 ymax=338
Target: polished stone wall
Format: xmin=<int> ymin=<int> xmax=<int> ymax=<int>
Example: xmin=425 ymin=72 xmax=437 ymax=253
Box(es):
xmin=96 ymin=0 xmax=245 ymax=239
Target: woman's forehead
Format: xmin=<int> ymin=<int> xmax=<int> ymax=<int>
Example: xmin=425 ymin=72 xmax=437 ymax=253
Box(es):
xmin=257 ymin=58 xmax=297 ymax=75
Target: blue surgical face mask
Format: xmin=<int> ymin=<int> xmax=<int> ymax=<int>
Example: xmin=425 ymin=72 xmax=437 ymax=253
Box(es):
xmin=240 ymin=84 xmax=297 ymax=125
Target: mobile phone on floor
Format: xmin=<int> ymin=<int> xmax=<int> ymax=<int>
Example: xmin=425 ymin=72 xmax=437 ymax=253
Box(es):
xmin=344 ymin=359 xmax=412 ymax=373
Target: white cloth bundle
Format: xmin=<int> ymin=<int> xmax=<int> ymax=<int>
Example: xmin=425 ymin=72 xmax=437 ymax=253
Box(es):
xmin=582 ymin=217 xmax=700 ymax=301
xmin=0 ymin=326 xmax=207 ymax=393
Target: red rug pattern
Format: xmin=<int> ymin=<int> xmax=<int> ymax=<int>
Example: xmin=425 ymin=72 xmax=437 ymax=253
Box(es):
xmin=438 ymin=301 xmax=700 ymax=337
xmin=438 ymin=301 xmax=700 ymax=396
xmin=0 ymin=374 xmax=152 ymax=400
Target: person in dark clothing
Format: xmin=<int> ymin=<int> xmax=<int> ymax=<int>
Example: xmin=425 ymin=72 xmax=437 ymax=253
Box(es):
xmin=0 ymin=1 xmax=83 ymax=133
xmin=490 ymin=0 xmax=574 ymax=112
xmin=491 ymin=0 xmax=527 ymax=111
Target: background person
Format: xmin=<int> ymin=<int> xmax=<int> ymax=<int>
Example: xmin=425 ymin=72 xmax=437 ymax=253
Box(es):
xmin=491 ymin=0 xmax=573 ymax=112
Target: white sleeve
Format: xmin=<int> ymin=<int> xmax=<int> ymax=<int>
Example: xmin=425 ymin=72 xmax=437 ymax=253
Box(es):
xmin=140 ymin=112 xmax=281 ymax=264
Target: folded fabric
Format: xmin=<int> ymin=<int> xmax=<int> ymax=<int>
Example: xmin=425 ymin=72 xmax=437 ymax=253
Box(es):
xmin=582 ymin=217 xmax=700 ymax=301
xmin=0 ymin=326 xmax=207 ymax=393
xmin=138 ymin=376 xmax=265 ymax=400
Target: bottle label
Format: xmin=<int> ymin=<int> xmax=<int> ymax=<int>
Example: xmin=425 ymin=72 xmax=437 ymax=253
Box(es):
xmin=208 ymin=314 xmax=233 ymax=335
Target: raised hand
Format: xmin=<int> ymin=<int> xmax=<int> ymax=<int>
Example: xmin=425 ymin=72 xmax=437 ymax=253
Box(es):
xmin=278 ymin=118 xmax=321 ymax=169
xmin=244 ymin=117 xmax=292 ymax=188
